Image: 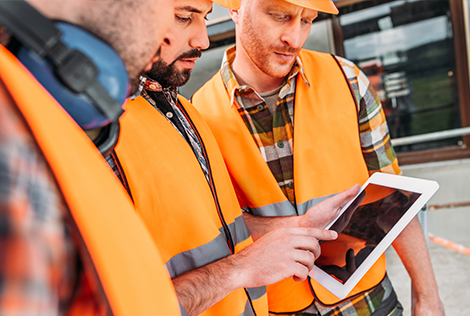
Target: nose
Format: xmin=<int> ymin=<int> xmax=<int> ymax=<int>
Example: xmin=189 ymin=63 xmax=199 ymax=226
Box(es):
xmin=189 ymin=19 xmax=210 ymax=50
xmin=162 ymin=26 xmax=177 ymax=51
xmin=280 ymin=20 xmax=303 ymax=49
xmin=150 ymin=26 xmax=176 ymax=65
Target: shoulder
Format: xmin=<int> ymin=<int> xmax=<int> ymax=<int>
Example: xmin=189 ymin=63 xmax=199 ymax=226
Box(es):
xmin=333 ymin=55 xmax=361 ymax=80
xmin=298 ymin=49 xmax=334 ymax=65
xmin=194 ymin=70 xmax=224 ymax=95
xmin=332 ymin=55 xmax=372 ymax=101
xmin=0 ymin=80 xmax=38 ymax=151
xmin=178 ymin=93 xmax=202 ymax=118
xmin=177 ymin=93 xmax=191 ymax=105
xmin=192 ymin=70 xmax=228 ymax=108
xmin=299 ymin=50 xmax=360 ymax=80
xmin=0 ymin=79 xmax=66 ymax=226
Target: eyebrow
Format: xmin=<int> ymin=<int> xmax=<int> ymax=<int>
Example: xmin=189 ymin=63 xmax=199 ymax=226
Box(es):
xmin=176 ymin=5 xmax=213 ymax=15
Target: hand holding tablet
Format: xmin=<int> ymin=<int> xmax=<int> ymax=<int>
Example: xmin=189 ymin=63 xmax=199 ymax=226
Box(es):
xmin=308 ymin=172 xmax=439 ymax=299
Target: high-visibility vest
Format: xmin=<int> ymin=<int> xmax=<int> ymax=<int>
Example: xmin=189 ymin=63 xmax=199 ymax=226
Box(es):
xmin=192 ymin=50 xmax=387 ymax=310
xmin=0 ymin=44 xmax=181 ymax=316
xmin=114 ymin=94 xmax=268 ymax=316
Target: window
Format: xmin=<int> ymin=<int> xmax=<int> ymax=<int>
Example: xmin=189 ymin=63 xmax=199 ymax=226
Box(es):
xmin=334 ymin=0 xmax=470 ymax=164
xmin=183 ymin=0 xmax=470 ymax=164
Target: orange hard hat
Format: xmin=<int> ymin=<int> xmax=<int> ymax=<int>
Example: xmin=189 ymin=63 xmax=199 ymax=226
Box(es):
xmin=282 ymin=0 xmax=339 ymax=14
xmin=212 ymin=0 xmax=338 ymax=14
xmin=212 ymin=0 xmax=240 ymax=9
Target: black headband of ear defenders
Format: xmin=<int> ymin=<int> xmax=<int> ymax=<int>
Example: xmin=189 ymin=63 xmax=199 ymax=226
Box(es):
xmin=0 ymin=0 xmax=124 ymax=124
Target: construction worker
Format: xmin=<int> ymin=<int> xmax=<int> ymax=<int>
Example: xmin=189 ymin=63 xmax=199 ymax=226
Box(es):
xmin=106 ymin=0 xmax=361 ymax=315
xmin=0 ymin=0 xmax=182 ymax=314
xmin=192 ymin=0 xmax=444 ymax=315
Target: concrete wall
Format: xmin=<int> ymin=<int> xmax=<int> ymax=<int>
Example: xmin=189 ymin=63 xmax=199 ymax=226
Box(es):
xmin=401 ymin=158 xmax=470 ymax=247
xmin=401 ymin=158 xmax=470 ymax=206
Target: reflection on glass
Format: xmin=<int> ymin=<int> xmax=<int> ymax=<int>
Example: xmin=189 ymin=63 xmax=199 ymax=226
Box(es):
xmin=339 ymin=0 xmax=460 ymax=153
xmin=316 ymin=184 xmax=421 ymax=284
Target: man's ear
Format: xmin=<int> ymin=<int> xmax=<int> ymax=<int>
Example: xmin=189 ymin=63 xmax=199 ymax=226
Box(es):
xmin=229 ymin=9 xmax=240 ymax=24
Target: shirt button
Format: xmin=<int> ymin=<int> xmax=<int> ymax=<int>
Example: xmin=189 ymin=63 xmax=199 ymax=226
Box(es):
xmin=257 ymin=104 xmax=264 ymax=111
xmin=277 ymin=141 xmax=284 ymax=148
xmin=166 ymin=112 xmax=174 ymax=118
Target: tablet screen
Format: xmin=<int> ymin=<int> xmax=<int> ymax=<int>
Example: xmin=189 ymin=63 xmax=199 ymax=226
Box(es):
xmin=316 ymin=183 xmax=421 ymax=284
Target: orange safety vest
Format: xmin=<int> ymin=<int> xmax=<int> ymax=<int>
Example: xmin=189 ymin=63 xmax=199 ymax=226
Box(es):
xmin=0 ymin=44 xmax=181 ymax=316
xmin=114 ymin=94 xmax=269 ymax=316
xmin=192 ymin=50 xmax=387 ymax=310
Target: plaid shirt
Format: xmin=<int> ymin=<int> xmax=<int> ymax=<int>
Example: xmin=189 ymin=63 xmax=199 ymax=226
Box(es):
xmin=220 ymin=46 xmax=401 ymax=316
xmin=0 ymin=83 xmax=109 ymax=315
xmin=221 ymin=46 xmax=401 ymax=206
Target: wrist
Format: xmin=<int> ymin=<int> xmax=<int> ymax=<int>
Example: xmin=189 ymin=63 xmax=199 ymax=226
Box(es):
xmin=223 ymin=252 xmax=251 ymax=290
xmin=413 ymin=288 xmax=442 ymax=303
xmin=225 ymin=245 xmax=276 ymax=289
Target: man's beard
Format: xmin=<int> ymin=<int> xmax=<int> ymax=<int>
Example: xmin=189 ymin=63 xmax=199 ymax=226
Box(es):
xmin=146 ymin=48 xmax=202 ymax=88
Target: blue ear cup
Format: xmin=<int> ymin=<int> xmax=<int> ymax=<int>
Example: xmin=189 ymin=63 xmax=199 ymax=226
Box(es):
xmin=17 ymin=22 xmax=129 ymax=130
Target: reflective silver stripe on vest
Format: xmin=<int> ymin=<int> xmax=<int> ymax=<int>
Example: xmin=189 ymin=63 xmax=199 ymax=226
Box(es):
xmin=240 ymin=300 xmax=256 ymax=316
xmin=166 ymin=232 xmax=232 ymax=278
xmin=246 ymin=200 xmax=296 ymax=216
xmin=165 ymin=215 xmax=252 ymax=278
xmin=245 ymin=193 xmax=339 ymax=217
xmin=296 ymin=193 xmax=337 ymax=215
xmin=179 ymin=302 xmax=189 ymax=316
xmin=239 ymin=287 xmax=266 ymax=316
xmin=246 ymin=286 xmax=267 ymax=300
xmin=226 ymin=214 xmax=251 ymax=245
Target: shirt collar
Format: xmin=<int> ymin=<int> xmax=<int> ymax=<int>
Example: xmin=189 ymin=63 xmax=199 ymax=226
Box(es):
xmin=220 ymin=46 xmax=310 ymax=106
xmin=143 ymin=78 xmax=178 ymax=104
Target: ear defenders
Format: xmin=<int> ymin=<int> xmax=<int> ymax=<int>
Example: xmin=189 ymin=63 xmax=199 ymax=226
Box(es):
xmin=0 ymin=0 xmax=129 ymax=156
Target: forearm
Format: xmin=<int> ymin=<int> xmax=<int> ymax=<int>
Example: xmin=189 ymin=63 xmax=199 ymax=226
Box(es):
xmin=173 ymin=226 xmax=337 ymax=315
xmin=172 ymin=256 xmax=242 ymax=316
xmin=392 ymin=217 xmax=442 ymax=306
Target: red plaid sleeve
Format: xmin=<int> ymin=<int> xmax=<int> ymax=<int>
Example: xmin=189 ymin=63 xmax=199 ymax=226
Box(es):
xmin=0 ymin=82 xmax=108 ymax=315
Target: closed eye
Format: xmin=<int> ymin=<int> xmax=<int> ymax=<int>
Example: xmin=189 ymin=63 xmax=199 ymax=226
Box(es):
xmin=176 ymin=15 xmax=191 ymax=23
xmin=271 ymin=13 xmax=289 ymax=22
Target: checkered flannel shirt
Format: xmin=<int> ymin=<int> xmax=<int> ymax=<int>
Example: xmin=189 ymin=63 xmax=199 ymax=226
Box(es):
xmin=0 ymin=82 xmax=109 ymax=314
xmin=221 ymin=46 xmax=401 ymax=205
xmin=220 ymin=46 xmax=401 ymax=316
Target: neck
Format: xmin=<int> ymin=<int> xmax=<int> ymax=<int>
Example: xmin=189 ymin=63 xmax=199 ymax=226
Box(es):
xmin=231 ymin=45 xmax=286 ymax=94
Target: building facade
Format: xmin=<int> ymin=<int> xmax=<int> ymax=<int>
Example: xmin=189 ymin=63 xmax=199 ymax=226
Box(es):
xmin=182 ymin=0 xmax=470 ymax=165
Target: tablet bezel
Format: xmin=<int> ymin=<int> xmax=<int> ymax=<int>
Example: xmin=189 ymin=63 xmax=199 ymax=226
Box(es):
xmin=308 ymin=172 xmax=439 ymax=299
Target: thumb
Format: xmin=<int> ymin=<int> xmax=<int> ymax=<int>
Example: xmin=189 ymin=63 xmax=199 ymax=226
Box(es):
xmin=324 ymin=184 xmax=361 ymax=209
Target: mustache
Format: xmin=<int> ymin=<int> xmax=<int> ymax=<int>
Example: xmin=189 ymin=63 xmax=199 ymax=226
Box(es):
xmin=273 ymin=46 xmax=299 ymax=55
xmin=177 ymin=48 xmax=202 ymax=60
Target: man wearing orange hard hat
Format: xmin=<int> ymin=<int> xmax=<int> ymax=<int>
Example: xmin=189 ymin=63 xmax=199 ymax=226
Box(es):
xmin=193 ymin=0 xmax=444 ymax=315
xmin=105 ymin=0 xmax=365 ymax=315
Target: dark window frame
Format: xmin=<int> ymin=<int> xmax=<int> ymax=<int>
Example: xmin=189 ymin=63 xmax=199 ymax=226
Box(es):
xmin=332 ymin=0 xmax=470 ymax=165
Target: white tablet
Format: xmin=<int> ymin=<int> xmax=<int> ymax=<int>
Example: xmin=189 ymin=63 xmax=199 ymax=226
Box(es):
xmin=308 ymin=172 xmax=439 ymax=299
